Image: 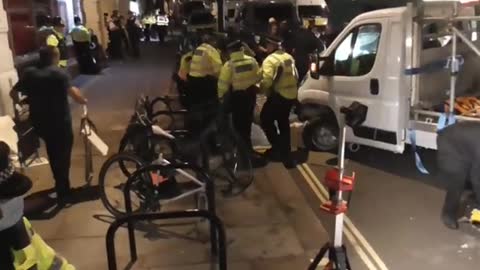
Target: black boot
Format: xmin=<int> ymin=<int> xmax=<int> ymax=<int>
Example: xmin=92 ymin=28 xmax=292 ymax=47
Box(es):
xmin=263 ymin=148 xmax=283 ymax=162
xmin=250 ymin=152 xmax=268 ymax=168
xmin=441 ymin=191 xmax=461 ymax=230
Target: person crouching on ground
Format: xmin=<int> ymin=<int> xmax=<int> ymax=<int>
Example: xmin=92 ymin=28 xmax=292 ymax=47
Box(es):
xmin=437 ymin=122 xmax=480 ymax=229
xmin=0 ymin=141 xmax=75 ymax=269
xmin=0 ymin=141 xmax=34 ymax=270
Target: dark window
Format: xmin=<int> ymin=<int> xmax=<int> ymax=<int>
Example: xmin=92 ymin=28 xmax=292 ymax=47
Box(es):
xmin=298 ymin=6 xmax=324 ymax=18
xmin=253 ymin=4 xmax=294 ymax=24
xmin=334 ymin=24 xmax=381 ymax=76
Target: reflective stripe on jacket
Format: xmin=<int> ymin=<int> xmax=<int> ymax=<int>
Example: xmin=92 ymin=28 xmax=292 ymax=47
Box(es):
xmin=218 ymin=51 xmax=260 ymax=98
xmin=13 ymin=218 xmax=76 ymax=270
xmin=260 ymin=50 xmax=298 ymax=100
xmin=189 ymin=43 xmax=222 ymax=78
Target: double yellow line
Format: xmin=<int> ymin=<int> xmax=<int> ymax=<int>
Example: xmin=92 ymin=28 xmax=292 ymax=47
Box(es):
xmin=297 ymin=163 xmax=389 ymax=270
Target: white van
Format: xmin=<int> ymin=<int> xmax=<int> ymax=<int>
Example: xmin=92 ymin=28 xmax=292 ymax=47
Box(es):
xmin=298 ymin=0 xmax=480 ymax=153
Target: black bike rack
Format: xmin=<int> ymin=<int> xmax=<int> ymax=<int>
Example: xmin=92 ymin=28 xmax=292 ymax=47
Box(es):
xmin=105 ymin=163 xmax=223 ymax=270
xmin=105 ymin=210 xmax=227 ymax=270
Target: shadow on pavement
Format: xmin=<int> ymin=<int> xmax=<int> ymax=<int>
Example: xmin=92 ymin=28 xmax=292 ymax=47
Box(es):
xmin=24 ymin=185 xmax=101 ymax=220
xmin=93 ymin=213 xmax=207 ymax=243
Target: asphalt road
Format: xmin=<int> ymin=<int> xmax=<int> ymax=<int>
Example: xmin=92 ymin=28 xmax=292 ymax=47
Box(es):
xmin=291 ymin=146 xmax=480 ymax=270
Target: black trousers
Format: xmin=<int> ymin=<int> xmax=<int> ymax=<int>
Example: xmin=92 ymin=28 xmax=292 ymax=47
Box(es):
xmin=185 ymin=75 xmax=219 ymax=148
xmin=260 ymin=93 xmax=294 ymax=156
xmin=127 ymin=31 xmax=140 ymax=58
xmin=74 ymin=42 xmax=98 ymax=74
xmin=36 ymin=124 xmax=73 ymax=198
xmin=230 ymin=90 xmax=256 ymax=150
xmin=0 ymin=219 xmax=32 ymax=270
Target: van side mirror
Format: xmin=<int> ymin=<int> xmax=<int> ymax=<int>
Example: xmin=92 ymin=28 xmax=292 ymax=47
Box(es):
xmin=309 ymin=52 xmax=334 ymax=79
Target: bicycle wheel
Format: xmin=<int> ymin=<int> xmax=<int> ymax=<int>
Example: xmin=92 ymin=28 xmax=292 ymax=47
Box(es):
xmin=214 ymin=128 xmax=254 ymax=196
xmin=99 ymin=153 xmax=151 ymax=216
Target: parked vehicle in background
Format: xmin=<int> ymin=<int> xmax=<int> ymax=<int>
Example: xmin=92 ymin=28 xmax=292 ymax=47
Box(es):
xmin=299 ymin=0 xmax=480 ymax=153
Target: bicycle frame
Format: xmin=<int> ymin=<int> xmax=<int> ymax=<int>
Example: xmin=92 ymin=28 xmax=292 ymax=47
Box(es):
xmin=123 ymin=163 xmax=218 ymax=263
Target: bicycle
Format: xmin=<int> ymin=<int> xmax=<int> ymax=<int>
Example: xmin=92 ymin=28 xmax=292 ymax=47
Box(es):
xmin=99 ymin=97 xmax=253 ymax=216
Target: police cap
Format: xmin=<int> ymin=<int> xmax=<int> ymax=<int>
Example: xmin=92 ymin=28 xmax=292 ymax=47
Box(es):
xmin=226 ymin=40 xmax=243 ymax=51
xmin=52 ymin=16 xmax=65 ymax=27
xmin=74 ymin=16 xmax=82 ymax=25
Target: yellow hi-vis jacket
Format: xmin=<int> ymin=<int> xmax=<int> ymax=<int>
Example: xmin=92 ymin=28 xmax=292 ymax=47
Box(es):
xmin=178 ymin=51 xmax=193 ymax=81
xmin=70 ymin=25 xmax=91 ymax=43
xmin=46 ymin=30 xmax=68 ymax=68
xmin=217 ymin=51 xmax=261 ymax=98
xmin=13 ymin=218 xmax=75 ymax=270
xmin=188 ymin=43 xmax=223 ymax=78
xmin=260 ymin=50 xmax=298 ymax=100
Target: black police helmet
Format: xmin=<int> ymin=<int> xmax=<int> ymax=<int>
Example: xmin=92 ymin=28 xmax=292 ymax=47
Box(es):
xmin=52 ymin=16 xmax=65 ymax=27
xmin=74 ymin=16 xmax=82 ymax=25
xmin=0 ymin=141 xmax=33 ymax=199
xmin=36 ymin=14 xmax=52 ymax=27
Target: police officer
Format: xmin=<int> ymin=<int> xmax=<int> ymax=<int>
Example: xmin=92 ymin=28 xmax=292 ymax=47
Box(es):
xmin=47 ymin=17 xmax=68 ymax=68
xmin=260 ymin=36 xmax=298 ymax=168
xmin=187 ymin=31 xmax=223 ymax=132
xmin=217 ymin=40 xmax=264 ymax=166
xmin=70 ymin=16 xmax=93 ymax=74
xmin=187 ymin=31 xmax=223 ymax=108
xmin=36 ymin=14 xmax=53 ymax=48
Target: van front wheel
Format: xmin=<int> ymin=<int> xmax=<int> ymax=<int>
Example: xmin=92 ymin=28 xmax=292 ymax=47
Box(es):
xmin=303 ymin=118 xmax=339 ymax=152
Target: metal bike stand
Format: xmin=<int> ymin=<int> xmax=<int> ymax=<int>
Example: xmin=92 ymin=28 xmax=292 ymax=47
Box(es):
xmin=308 ymin=102 xmax=368 ymax=270
xmin=80 ymin=105 xmax=94 ymax=186
xmin=123 ymin=163 xmax=219 ymax=258
xmin=105 ymin=210 xmax=227 ymax=270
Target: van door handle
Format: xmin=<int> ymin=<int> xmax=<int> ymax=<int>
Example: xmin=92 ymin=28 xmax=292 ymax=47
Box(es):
xmin=370 ymin=79 xmax=379 ymax=95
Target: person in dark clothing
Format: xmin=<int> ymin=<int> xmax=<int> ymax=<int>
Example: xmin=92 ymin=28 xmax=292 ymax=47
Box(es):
xmin=11 ymin=46 xmax=87 ymax=205
xmin=437 ymin=122 xmax=480 ymax=230
xmin=292 ymin=26 xmax=319 ymax=83
xmin=107 ymin=13 xmax=124 ymax=59
xmin=126 ymin=11 xmax=141 ymax=58
xmin=279 ymin=20 xmax=294 ymax=54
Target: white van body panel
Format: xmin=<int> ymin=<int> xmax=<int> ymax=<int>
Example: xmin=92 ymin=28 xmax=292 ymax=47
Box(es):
xmin=298 ymin=3 xmax=480 ymax=153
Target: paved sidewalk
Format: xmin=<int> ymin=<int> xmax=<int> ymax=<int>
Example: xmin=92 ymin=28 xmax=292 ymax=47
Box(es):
xmin=22 ymin=44 xmax=329 ymax=270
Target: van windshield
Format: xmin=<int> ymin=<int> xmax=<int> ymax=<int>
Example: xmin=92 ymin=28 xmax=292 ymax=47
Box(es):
xmin=253 ymin=4 xmax=294 ymax=23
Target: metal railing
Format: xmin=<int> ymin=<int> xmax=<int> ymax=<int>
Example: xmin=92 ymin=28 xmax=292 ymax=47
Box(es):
xmin=105 ymin=210 xmax=227 ymax=270
xmin=105 ymin=163 xmax=225 ymax=270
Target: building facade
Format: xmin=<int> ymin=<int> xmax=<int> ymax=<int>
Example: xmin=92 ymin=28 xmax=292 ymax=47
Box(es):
xmin=0 ymin=0 xmax=129 ymax=116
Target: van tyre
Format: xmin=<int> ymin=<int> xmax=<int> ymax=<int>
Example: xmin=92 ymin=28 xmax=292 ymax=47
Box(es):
xmin=303 ymin=118 xmax=339 ymax=152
